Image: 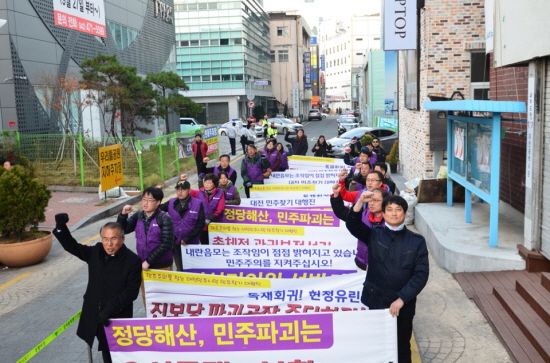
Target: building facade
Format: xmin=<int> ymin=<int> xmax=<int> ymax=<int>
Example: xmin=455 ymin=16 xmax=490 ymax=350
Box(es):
xmin=268 ymin=12 xmax=311 ymax=118
xmin=0 ymin=0 xmax=175 ymax=135
xmin=174 ymin=0 xmax=272 ymax=123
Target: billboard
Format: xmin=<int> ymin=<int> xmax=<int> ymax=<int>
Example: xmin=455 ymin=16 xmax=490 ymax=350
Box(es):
xmin=53 ymin=0 xmax=106 ymax=38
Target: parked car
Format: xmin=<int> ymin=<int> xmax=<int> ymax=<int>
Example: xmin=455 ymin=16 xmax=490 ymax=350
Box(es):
xmin=218 ymin=121 xmax=243 ymax=136
xmin=268 ymin=118 xmax=303 ymax=134
xmin=179 ymin=117 xmax=205 ymax=133
xmin=270 ymin=113 xmax=286 ymax=118
xmin=337 ymin=116 xmax=361 ymax=135
xmin=322 ymin=112 xmax=328 ymax=119
xmin=327 ymin=127 xmax=398 ymax=158
xmin=308 ymin=109 xmax=322 ymax=121
xmin=254 ymin=123 xmax=264 ymax=137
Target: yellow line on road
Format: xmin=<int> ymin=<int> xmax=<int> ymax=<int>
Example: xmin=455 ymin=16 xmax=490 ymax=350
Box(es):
xmin=0 ymin=234 xmax=98 ymax=292
xmin=411 ymin=333 xmax=421 ymax=363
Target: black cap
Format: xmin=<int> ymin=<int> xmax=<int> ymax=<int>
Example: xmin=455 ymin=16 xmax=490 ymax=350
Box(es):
xmin=175 ymin=180 xmax=191 ymax=189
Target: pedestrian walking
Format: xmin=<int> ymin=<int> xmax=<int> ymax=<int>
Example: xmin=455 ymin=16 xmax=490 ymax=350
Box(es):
xmin=312 ymin=135 xmax=332 ymax=157
xmin=159 ymin=179 xmax=205 ymax=271
xmin=227 ymin=122 xmax=238 ymax=155
xmin=117 ymin=187 xmax=175 ymax=307
xmin=241 ymin=144 xmax=271 ymax=198
xmin=53 ymin=215 xmax=141 ymax=363
xmin=346 ymin=193 xmax=429 ymax=363
xmin=284 ymin=129 xmax=308 ymax=156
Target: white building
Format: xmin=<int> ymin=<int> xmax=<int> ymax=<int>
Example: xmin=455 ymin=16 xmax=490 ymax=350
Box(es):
xmin=319 ymin=14 xmax=380 ymax=112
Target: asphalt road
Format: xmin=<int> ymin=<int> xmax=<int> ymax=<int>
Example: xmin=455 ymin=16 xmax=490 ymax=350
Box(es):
xmin=300 ymin=114 xmax=339 ymax=156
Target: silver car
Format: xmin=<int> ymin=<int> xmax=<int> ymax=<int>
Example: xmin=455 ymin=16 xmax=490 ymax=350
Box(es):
xmin=337 ymin=116 xmax=361 ymax=135
xmin=268 ymin=118 xmax=304 ymax=134
xmin=327 ymin=127 xmax=398 ymax=158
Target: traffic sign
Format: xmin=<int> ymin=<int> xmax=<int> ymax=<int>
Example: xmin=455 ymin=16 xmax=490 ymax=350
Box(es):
xmin=99 ymin=144 xmax=124 ymax=192
xmin=247 ymin=100 xmax=255 ymax=108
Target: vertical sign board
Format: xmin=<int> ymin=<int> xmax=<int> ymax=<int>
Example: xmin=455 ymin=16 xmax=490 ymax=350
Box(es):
xmin=203 ymin=126 xmax=219 ymax=156
xmin=526 ymin=74 xmax=535 ymax=185
xmin=304 ymin=52 xmax=312 ymax=90
xmin=53 ymin=0 xmax=106 ymax=38
xmin=99 ymin=144 xmax=124 ymax=192
xmin=383 ymin=0 xmax=417 ymax=50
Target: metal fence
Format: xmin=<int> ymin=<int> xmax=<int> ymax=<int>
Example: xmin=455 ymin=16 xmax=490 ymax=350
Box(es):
xmin=1 ymin=129 xmax=218 ymax=190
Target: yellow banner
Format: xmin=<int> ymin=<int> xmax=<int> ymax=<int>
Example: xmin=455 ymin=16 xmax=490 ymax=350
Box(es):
xmin=208 ymin=223 xmax=305 ymax=236
xmin=143 ymin=270 xmax=271 ymax=288
xmin=250 ymin=184 xmax=315 ymax=192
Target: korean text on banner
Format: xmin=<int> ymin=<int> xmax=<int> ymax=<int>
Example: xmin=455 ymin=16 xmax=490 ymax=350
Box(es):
xmin=181 ymin=245 xmax=358 ymax=277
xmin=203 ymin=126 xmax=219 ymax=155
xmin=221 ymin=206 xmax=340 ymax=227
xmin=288 ymin=155 xmax=346 ymax=169
xmin=53 ymin=0 xmax=106 ymax=38
xmin=240 ymin=197 xmax=332 ymax=208
xmin=269 ymin=170 xmax=341 ymax=180
xmin=106 ymin=310 xmax=397 ymax=363
xmin=143 ymin=270 xmax=365 ymax=318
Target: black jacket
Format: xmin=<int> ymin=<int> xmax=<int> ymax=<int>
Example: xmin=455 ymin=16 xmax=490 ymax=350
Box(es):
xmin=285 ymin=133 xmax=308 ymax=156
xmin=117 ymin=209 xmax=175 ymax=269
xmin=330 ymin=194 xmax=352 ymax=222
xmin=312 ymin=141 xmax=332 ymax=157
xmin=346 ymin=209 xmax=429 ymax=315
xmin=53 ymin=226 xmax=142 ymax=349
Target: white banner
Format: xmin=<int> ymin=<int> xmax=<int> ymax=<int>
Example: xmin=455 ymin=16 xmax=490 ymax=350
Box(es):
xmin=269 ymin=170 xmax=341 ymax=180
xmin=53 ymin=0 xmax=106 ymax=38
xmin=240 ymin=197 xmax=332 ymax=208
xmin=383 ymin=0 xmax=417 ymax=50
xmin=144 ymin=270 xmax=365 ymax=318
xmin=264 ymin=178 xmax=336 ymax=191
xmin=288 ymin=155 xmax=346 ymax=170
xmin=106 ymin=310 xmax=398 ymax=363
xmin=250 ymin=184 xmax=333 ymax=199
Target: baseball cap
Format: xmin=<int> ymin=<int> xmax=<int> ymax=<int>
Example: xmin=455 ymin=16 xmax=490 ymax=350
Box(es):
xmin=175 ymin=180 xmax=191 ymax=189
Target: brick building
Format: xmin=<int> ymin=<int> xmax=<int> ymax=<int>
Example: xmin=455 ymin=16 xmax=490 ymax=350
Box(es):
xmin=397 ymin=0 xmax=528 ymax=214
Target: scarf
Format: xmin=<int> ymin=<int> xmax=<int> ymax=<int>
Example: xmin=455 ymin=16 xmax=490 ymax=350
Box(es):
xmin=386 ymin=222 xmax=405 ymax=231
xmin=367 ymin=212 xmax=384 ymax=225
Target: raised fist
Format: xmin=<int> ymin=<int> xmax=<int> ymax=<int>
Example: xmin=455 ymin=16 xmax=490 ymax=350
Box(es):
xmin=180 ymin=173 xmax=188 ymax=180
xmin=338 ymin=168 xmax=348 ymax=181
xmin=55 ymin=213 xmax=69 ymax=226
xmin=203 ymin=157 xmax=210 ymax=163
xmin=121 ymin=205 xmax=133 ymax=215
xmin=332 ymin=183 xmax=341 ymax=196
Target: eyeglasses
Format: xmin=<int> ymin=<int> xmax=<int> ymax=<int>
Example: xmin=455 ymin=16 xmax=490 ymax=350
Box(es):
xmin=366 ymin=179 xmax=381 ymax=182
xmin=370 ymin=199 xmax=383 ymax=203
xmin=142 ymin=198 xmax=158 ymax=203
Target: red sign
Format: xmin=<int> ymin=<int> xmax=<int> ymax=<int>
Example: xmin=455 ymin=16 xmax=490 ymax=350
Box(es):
xmin=247 ymin=100 xmax=255 ymax=108
xmin=8 ymin=121 xmax=16 ymax=129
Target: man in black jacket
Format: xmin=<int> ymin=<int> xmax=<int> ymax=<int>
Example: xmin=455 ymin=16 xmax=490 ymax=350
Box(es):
xmin=53 ymin=215 xmax=141 ymax=363
xmin=346 ymin=193 xmax=429 ymax=363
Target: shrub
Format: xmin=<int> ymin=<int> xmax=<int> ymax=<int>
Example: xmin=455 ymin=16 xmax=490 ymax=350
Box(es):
xmin=0 ymin=166 xmax=51 ymax=242
xmin=386 ymin=140 xmax=399 ymax=164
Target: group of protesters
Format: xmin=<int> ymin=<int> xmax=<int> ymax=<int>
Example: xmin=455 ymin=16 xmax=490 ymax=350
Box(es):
xmin=52 ymin=127 xmax=428 ymax=363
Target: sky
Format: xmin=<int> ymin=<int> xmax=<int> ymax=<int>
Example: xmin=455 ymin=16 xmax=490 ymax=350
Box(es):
xmin=262 ymin=0 xmax=381 ymax=32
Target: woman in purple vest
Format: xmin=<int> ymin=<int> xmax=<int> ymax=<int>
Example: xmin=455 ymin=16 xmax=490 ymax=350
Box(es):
xmin=159 ymin=180 xmax=205 ymax=271
xmin=262 ymin=139 xmax=281 ymax=172
xmin=218 ymin=171 xmax=241 ymax=206
xmin=276 ymin=142 xmax=289 ymax=171
xmin=241 ymin=144 xmax=272 ymax=198
xmin=201 ymin=154 xmax=237 ymax=186
xmin=187 ymin=173 xmax=226 ymax=245
xmin=331 ymin=186 xmax=388 ymax=270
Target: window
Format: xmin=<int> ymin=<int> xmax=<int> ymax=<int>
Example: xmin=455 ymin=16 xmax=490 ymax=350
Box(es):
xmin=220 ymin=39 xmax=229 ymax=45
xmin=222 ymin=75 xmax=230 ymax=81
xmin=188 ymin=4 xmax=197 ymax=10
xmin=200 ymin=40 xmax=209 ymax=46
xmin=278 ymin=50 xmax=288 ymax=62
xmin=470 ymin=52 xmax=490 ymax=100
xmin=277 ymin=26 xmax=288 ymax=36
xmin=212 ymin=75 xmax=221 ymax=81
xmin=180 ymin=41 xmax=189 ymax=47
xmin=198 ymin=3 xmax=207 ymax=9
xmin=202 ymin=76 xmax=211 ymax=81
xmin=356 ymin=38 xmax=363 ymax=41
xmin=270 ymin=50 xmax=275 ymax=63
xmin=208 ymin=3 xmax=217 ymax=9
xmin=233 ymin=38 xmax=242 ymax=45
xmin=210 ymin=39 xmax=219 ymax=46
xmin=190 ymin=40 xmax=199 ymax=46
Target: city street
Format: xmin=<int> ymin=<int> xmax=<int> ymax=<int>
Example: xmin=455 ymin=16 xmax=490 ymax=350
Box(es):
xmin=0 ymin=125 xmax=510 ymax=363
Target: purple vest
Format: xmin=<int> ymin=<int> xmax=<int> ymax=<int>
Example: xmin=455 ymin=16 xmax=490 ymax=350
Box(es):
xmin=168 ymin=197 xmax=202 ymax=245
xmin=244 ymin=157 xmax=264 ymax=182
xmin=263 ymin=148 xmax=278 ymax=168
xmin=214 ymin=166 xmax=235 ymax=180
xmin=280 ymin=152 xmax=289 ymax=170
xmin=224 ymin=185 xmax=237 ymax=201
xmin=197 ymin=188 xmax=224 ymax=217
xmin=135 ymin=211 xmax=173 ymax=264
